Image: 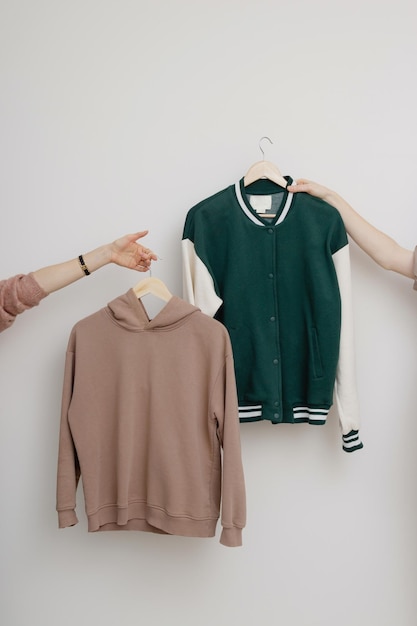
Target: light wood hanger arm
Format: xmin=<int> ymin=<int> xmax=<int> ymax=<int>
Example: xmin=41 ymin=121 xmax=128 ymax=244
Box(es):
xmin=133 ymin=277 xmax=173 ymax=302
xmin=244 ymin=160 xmax=288 ymax=188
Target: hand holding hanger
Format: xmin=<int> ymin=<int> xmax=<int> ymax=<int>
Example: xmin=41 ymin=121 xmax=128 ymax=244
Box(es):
xmin=0 ymin=230 xmax=159 ymax=335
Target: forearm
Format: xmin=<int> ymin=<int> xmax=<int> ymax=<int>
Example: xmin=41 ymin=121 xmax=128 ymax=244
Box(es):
xmin=32 ymin=230 xmax=156 ymax=295
xmin=32 ymin=244 xmax=112 ymax=294
xmin=321 ymin=190 xmax=414 ymax=279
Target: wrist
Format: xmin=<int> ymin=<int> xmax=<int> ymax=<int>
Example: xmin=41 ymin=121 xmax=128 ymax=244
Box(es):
xmin=321 ymin=187 xmax=339 ymax=204
xmin=82 ymin=244 xmax=112 ymax=273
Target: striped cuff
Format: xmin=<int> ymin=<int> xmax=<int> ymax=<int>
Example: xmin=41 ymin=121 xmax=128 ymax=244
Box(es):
xmin=342 ymin=430 xmax=363 ymax=453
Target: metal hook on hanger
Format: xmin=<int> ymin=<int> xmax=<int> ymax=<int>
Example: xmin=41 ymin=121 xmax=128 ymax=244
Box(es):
xmin=259 ymin=136 xmax=273 ymax=160
xmin=148 ymin=254 xmax=164 ymax=276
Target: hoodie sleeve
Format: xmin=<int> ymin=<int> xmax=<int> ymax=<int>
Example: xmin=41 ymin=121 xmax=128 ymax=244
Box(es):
xmin=211 ymin=347 xmax=246 ymax=547
xmin=56 ymin=333 xmax=80 ymax=527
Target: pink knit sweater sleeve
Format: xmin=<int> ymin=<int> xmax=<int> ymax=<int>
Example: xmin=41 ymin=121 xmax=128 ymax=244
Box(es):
xmin=0 ymin=273 xmax=47 ymax=333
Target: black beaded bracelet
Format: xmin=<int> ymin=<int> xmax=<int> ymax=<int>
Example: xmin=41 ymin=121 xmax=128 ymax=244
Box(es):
xmin=78 ymin=254 xmax=91 ymax=276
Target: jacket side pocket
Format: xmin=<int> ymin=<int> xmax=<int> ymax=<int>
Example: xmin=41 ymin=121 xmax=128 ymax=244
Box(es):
xmin=310 ymin=327 xmax=323 ymax=379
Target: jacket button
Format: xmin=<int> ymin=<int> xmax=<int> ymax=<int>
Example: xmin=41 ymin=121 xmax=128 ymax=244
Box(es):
xmin=270 ymin=316 xmax=275 ymax=322
xmin=273 ymin=413 xmax=280 ymax=420
xmin=273 ymin=358 xmax=279 ymax=365
xmin=267 ymin=228 xmax=273 ymax=234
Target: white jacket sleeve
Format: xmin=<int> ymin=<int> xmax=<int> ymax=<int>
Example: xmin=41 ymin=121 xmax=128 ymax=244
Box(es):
xmin=332 ymin=244 xmax=363 ymax=453
xmin=182 ymin=238 xmax=222 ymax=317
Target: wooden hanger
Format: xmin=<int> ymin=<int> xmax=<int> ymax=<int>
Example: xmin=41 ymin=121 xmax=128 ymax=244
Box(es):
xmin=133 ymin=277 xmax=173 ymax=302
xmin=244 ymin=136 xmax=288 ymax=189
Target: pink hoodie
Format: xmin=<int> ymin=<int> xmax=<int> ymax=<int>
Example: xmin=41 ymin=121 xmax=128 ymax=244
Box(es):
xmin=56 ymin=290 xmax=246 ymax=547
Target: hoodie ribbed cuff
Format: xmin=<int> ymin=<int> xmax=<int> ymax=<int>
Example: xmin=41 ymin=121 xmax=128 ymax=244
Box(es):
xmin=342 ymin=430 xmax=363 ymax=453
xmin=58 ymin=509 xmax=78 ymax=528
xmin=220 ymin=526 xmax=243 ymax=547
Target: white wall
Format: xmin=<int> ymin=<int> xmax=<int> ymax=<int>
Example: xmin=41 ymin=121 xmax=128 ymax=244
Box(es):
xmin=1 ymin=1 xmax=416 ymax=625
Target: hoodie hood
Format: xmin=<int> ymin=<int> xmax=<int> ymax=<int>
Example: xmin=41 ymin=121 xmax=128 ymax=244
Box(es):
xmin=106 ymin=289 xmax=200 ymax=332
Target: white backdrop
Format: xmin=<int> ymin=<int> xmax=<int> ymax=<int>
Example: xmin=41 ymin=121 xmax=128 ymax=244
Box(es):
xmin=1 ymin=1 xmax=417 ymax=625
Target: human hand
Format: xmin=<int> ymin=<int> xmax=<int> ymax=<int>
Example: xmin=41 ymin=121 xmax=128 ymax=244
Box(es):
xmin=109 ymin=231 xmax=158 ymax=271
xmin=287 ymin=179 xmax=334 ymax=202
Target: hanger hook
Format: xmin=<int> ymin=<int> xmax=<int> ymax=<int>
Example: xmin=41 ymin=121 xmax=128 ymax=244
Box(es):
xmin=259 ymin=136 xmax=273 ymax=160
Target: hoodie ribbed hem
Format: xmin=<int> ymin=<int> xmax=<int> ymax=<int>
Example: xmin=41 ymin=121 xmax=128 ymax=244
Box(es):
xmin=86 ymin=502 xmax=222 ymax=541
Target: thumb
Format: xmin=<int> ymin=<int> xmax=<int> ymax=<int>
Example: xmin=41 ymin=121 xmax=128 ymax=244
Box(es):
xmin=128 ymin=230 xmax=149 ymax=242
xmin=287 ymin=179 xmax=312 ymax=192
xmin=294 ymin=178 xmax=312 ymax=185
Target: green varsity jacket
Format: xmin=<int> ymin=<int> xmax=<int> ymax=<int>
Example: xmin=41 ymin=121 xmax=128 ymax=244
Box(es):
xmin=182 ymin=177 xmax=363 ymax=453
